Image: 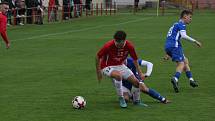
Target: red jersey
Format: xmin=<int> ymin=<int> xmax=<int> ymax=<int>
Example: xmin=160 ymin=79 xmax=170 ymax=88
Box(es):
xmin=48 ymin=0 xmax=55 ymax=7
xmin=0 ymin=12 xmax=7 ymax=32
xmin=97 ymin=40 xmax=138 ymax=69
xmin=0 ymin=12 xmax=9 ymax=44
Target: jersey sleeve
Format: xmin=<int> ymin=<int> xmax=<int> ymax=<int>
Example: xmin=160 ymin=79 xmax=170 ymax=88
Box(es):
xmin=180 ymin=30 xmax=196 ymax=42
xmin=127 ymin=57 xmax=133 ymax=63
xmin=97 ymin=43 xmax=109 ymax=58
xmin=138 ymin=59 xmax=142 ymax=65
xmin=1 ymin=32 xmax=9 ymax=44
xmin=0 ymin=15 xmax=6 ymax=33
xmin=178 ymin=23 xmax=186 ymax=32
xmin=127 ymin=41 xmax=138 ymax=60
xmin=139 ymin=60 xmax=153 ymax=76
xmin=0 ymin=15 xmax=9 ymax=44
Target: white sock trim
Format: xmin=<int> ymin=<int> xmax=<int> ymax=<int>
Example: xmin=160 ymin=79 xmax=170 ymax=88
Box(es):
xmin=189 ymin=78 xmax=194 ymax=81
xmin=174 ymin=77 xmax=178 ymax=82
xmin=113 ymin=79 xmax=123 ymax=97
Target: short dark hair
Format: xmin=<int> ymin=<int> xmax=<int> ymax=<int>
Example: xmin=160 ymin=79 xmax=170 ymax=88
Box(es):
xmin=114 ymin=30 xmax=127 ymax=42
xmin=180 ymin=10 xmax=193 ymax=18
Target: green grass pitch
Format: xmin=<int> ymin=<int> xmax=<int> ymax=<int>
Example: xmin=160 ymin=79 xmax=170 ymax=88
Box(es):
xmin=0 ymin=11 xmax=215 ymax=121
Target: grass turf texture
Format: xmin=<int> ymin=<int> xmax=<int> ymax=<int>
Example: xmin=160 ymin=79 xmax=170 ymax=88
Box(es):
xmin=0 ymin=10 xmax=215 ymax=121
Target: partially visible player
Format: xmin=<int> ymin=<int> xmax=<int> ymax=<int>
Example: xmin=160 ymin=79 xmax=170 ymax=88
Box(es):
xmin=0 ymin=2 xmax=10 ymax=49
xmin=115 ymin=57 xmax=170 ymax=105
xmin=96 ymin=30 xmax=146 ymax=108
xmin=164 ymin=10 xmax=202 ymax=93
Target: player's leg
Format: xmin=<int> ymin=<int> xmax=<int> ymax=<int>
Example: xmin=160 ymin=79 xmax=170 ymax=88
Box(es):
xmin=131 ymin=85 xmax=140 ymax=102
xmin=130 ymin=85 xmax=148 ymax=106
xmin=122 ymin=86 xmax=132 ymax=102
xmin=125 ymin=75 xmax=147 ymax=105
xmin=175 ymin=61 xmax=185 ymax=81
xmin=111 ymin=71 xmax=127 ymax=108
xmin=113 ymin=80 xmax=131 ymax=103
xmin=119 ymin=65 xmax=147 ymax=106
xmin=124 ymin=73 xmax=150 ymax=106
xmin=138 ymin=82 xmax=170 ymax=104
xmin=127 ymin=75 xmax=170 ymax=104
xmin=131 ymin=86 xmax=148 ymax=106
xmin=171 ymin=47 xmax=185 ymax=93
xmin=184 ymin=57 xmax=198 ymax=87
xmin=125 ymin=76 xmax=147 ymax=106
xmin=123 ymin=92 xmax=130 ymax=103
xmin=171 ymin=61 xmax=184 ymax=93
xmin=110 ymin=70 xmax=123 ymax=96
xmin=103 ymin=67 xmax=127 ymax=108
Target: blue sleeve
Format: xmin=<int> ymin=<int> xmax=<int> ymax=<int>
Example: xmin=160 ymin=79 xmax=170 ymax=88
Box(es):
xmin=138 ymin=59 xmax=142 ymax=66
xmin=127 ymin=57 xmax=133 ymax=63
xmin=178 ymin=23 xmax=186 ymax=31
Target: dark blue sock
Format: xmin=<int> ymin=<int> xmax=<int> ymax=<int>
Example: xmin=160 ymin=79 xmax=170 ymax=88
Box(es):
xmin=186 ymin=71 xmax=192 ymax=79
xmin=174 ymin=72 xmax=181 ymax=80
xmin=148 ymin=88 xmax=164 ymax=102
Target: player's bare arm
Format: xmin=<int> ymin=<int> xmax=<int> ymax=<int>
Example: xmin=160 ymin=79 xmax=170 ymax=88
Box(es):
xmin=133 ymin=60 xmax=145 ymax=80
xmin=163 ymin=54 xmax=171 ymax=61
xmin=95 ymin=55 xmax=102 ymax=82
xmin=179 ymin=30 xmax=202 ymax=48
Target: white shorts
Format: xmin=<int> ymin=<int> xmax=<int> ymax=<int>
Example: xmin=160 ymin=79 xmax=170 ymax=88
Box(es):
xmin=102 ymin=64 xmax=133 ymax=80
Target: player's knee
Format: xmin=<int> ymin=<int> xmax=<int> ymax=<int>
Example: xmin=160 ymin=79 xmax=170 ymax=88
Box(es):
xmin=139 ymin=84 xmax=149 ymax=93
xmin=177 ymin=62 xmax=185 ymax=70
xmin=111 ymin=71 xmax=122 ymax=81
xmin=127 ymin=75 xmax=139 ymax=87
xmin=133 ymin=80 xmax=139 ymax=88
xmin=115 ymin=75 xmax=122 ymax=81
xmin=183 ymin=62 xmax=190 ymax=71
xmin=184 ymin=58 xmax=189 ymax=65
xmin=123 ymin=93 xmax=130 ymax=102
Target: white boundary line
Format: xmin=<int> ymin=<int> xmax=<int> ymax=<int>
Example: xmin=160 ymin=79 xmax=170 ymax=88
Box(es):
xmin=11 ymin=17 xmax=152 ymax=42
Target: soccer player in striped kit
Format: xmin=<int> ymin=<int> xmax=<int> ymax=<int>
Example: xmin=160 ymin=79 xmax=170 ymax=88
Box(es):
xmin=164 ymin=10 xmax=202 ymax=93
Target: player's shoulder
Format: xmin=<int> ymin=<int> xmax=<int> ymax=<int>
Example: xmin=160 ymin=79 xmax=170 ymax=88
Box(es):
xmin=125 ymin=40 xmax=131 ymax=44
xmin=0 ymin=12 xmax=6 ymax=19
xmin=172 ymin=22 xmax=178 ymax=27
xmin=177 ymin=20 xmax=186 ymax=27
xmin=127 ymin=57 xmax=133 ymax=62
xmin=172 ymin=21 xmax=186 ymax=30
xmin=127 ymin=57 xmax=135 ymax=65
xmin=125 ymin=40 xmax=135 ymax=47
xmin=103 ymin=40 xmax=115 ymax=47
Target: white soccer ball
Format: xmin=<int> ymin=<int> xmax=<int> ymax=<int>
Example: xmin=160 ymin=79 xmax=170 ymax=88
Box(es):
xmin=72 ymin=96 xmax=86 ymax=109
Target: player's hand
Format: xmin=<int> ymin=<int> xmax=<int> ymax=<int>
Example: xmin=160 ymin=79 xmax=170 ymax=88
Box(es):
xmin=139 ymin=73 xmax=146 ymax=81
xmin=6 ymin=43 xmax=10 ymax=49
xmin=144 ymin=74 xmax=149 ymax=79
xmin=195 ymin=41 xmax=202 ymax=47
xmin=96 ymin=71 xmax=102 ymax=83
xmin=163 ymin=54 xmax=170 ymax=61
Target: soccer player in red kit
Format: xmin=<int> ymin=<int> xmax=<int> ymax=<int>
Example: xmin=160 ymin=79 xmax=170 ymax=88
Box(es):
xmin=96 ymin=30 xmax=146 ymax=108
xmin=0 ymin=2 xmax=10 ymax=49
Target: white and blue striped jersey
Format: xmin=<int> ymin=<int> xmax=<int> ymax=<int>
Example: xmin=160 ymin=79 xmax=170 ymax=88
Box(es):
xmin=165 ymin=20 xmax=186 ymax=49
